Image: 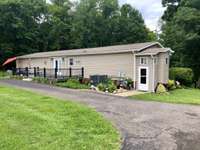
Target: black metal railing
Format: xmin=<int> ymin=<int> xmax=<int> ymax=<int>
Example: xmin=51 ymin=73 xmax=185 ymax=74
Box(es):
xmin=13 ymin=67 xmax=84 ymax=79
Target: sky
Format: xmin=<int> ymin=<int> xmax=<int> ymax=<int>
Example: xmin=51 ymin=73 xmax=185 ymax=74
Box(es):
xmin=119 ymin=0 xmax=165 ymax=31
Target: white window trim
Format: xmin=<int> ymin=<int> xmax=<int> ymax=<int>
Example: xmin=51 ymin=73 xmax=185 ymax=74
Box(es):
xmin=69 ymin=58 xmax=74 ymax=66
xmin=140 ymin=57 xmax=147 ymax=65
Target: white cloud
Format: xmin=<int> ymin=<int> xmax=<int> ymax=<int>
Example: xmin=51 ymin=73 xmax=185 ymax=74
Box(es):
xmin=119 ymin=0 xmax=165 ymax=31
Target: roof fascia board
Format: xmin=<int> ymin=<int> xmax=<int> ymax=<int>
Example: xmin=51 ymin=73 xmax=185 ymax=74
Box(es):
xmin=136 ymin=42 xmax=164 ymax=52
xmin=17 ymin=50 xmax=133 ymax=59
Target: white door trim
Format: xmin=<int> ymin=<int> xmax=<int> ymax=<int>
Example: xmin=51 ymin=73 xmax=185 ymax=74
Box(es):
xmin=138 ymin=67 xmax=149 ymax=91
xmin=53 ymin=58 xmax=62 ymax=76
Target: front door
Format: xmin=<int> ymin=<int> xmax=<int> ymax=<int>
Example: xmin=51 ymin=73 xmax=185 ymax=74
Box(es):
xmin=138 ymin=67 xmax=148 ymax=91
xmin=53 ymin=58 xmax=62 ymax=75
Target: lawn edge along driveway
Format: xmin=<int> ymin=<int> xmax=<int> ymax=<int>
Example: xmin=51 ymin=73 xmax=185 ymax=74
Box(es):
xmin=130 ymin=88 xmax=200 ymax=105
xmin=0 ymin=85 xmax=120 ymax=150
xmin=1 ymin=80 xmax=200 ymax=150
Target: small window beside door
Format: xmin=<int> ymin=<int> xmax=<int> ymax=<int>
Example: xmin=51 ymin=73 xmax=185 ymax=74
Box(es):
xmin=140 ymin=57 xmax=147 ymax=65
xmin=69 ymin=58 xmax=74 ymax=66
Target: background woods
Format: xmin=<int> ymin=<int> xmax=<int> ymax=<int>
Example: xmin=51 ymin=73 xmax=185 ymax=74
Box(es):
xmin=161 ymin=0 xmax=200 ymax=83
xmin=0 ymin=0 xmax=154 ymax=65
xmin=0 ymin=0 xmax=199 ymax=85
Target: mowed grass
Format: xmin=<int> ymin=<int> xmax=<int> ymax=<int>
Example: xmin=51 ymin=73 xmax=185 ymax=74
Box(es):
xmin=0 ymin=86 xmax=120 ymax=150
xmin=0 ymin=71 xmax=9 ymax=79
xmin=130 ymin=89 xmax=200 ymax=105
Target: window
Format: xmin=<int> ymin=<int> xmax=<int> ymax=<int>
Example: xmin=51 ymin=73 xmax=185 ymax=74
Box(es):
xmin=140 ymin=69 xmax=147 ymax=84
xmin=69 ymin=58 xmax=74 ymax=66
xmin=166 ymin=58 xmax=168 ymax=64
xmin=140 ymin=57 xmax=147 ymax=65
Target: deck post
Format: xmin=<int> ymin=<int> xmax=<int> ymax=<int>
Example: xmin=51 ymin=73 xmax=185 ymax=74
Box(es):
xmin=34 ymin=67 xmax=37 ymax=77
xmin=25 ymin=67 xmax=29 ymax=77
xmin=81 ymin=67 xmax=84 ymax=78
xmin=69 ymin=67 xmax=72 ymax=78
xmin=44 ymin=68 xmax=46 ymax=78
xmin=55 ymin=68 xmax=58 ymax=79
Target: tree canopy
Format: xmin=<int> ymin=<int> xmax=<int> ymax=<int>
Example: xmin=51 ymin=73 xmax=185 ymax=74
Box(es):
xmin=161 ymin=0 xmax=200 ymax=81
xmin=0 ymin=0 xmax=155 ymax=65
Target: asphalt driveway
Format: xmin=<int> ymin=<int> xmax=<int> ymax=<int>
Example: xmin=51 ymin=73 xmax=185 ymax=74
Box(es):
xmin=1 ymin=80 xmax=200 ymax=150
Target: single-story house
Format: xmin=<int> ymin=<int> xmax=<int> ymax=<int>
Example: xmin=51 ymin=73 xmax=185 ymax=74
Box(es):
xmin=16 ymin=42 xmax=173 ymax=92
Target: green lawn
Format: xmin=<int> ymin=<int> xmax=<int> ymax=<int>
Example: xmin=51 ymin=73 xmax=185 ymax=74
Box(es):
xmin=0 ymin=71 xmax=9 ymax=79
xmin=130 ymin=89 xmax=200 ymax=105
xmin=0 ymin=86 xmax=120 ymax=150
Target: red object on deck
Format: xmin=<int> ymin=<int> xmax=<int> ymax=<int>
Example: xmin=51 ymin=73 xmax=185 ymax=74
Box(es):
xmin=2 ymin=57 xmax=17 ymax=66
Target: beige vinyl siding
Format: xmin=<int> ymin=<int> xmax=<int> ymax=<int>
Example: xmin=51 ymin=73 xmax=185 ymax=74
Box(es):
xmin=17 ymin=53 xmax=135 ymax=79
xmin=157 ymin=52 xmax=169 ymax=83
xmin=17 ymin=58 xmax=51 ymax=68
xmin=16 ymin=59 xmax=30 ymax=68
xmin=154 ymin=56 xmax=159 ymax=89
xmin=68 ymin=53 xmax=135 ymax=79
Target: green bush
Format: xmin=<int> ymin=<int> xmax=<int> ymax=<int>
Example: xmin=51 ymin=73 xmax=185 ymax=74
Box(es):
xmin=57 ymin=78 xmax=90 ymax=89
xmin=97 ymin=79 xmax=117 ymax=93
xmin=167 ymin=80 xmax=176 ymax=90
xmin=97 ymin=83 xmax=107 ymax=92
xmin=108 ymin=83 xmax=117 ymax=93
xmin=169 ymin=67 xmax=194 ymax=86
xmin=156 ymin=83 xmax=167 ymax=94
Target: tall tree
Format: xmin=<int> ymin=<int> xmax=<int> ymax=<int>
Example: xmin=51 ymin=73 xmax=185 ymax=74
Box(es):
xmin=0 ymin=0 xmax=154 ymax=66
xmin=162 ymin=0 xmax=181 ymax=21
xmin=161 ymin=0 xmax=200 ymax=82
xmin=70 ymin=0 xmax=151 ymax=48
xmin=0 ymin=0 xmax=48 ymax=64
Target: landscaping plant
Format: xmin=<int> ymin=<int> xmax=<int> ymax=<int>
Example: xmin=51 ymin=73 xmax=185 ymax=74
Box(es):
xmin=57 ymin=78 xmax=90 ymax=89
xmin=167 ymin=80 xmax=176 ymax=90
xmin=156 ymin=83 xmax=167 ymax=94
xmin=169 ymin=67 xmax=194 ymax=86
xmin=97 ymin=79 xmax=117 ymax=93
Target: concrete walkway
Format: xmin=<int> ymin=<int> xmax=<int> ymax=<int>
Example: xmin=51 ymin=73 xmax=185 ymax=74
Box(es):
xmin=1 ymin=79 xmax=200 ymax=150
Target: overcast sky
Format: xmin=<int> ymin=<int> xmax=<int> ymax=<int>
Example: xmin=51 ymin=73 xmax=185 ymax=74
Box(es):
xmin=119 ymin=0 xmax=165 ymax=31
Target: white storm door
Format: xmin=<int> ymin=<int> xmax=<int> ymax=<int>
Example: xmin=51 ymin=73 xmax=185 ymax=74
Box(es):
xmin=138 ymin=67 xmax=149 ymax=91
xmin=53 ymin=58 xmax=62 ymax=75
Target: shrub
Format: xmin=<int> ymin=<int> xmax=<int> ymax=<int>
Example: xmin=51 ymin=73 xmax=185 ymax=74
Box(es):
xmin=97 ymin=83 xmax=107 ymax=92
xmin=57 ymin=78 xmax=90 ymax=89
xmin=80 ymin=78 xmax=91 ymax=85
xmin=97 ymin=79 xmax=117 ymax=93
xmin=125 ymin=78 xmax=134 ymax=89
xmin=156 ymin=83 xmax=167 ymax=94
xmin=169 ymin=67 xmax=194 ymax=86
xmin=108 ymin=83 xmax=117 ymax=93
xmin=197 ymin=78 xmax=200 ymax=89
xmin=167 ymin=80 xmax=176 ymax=90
